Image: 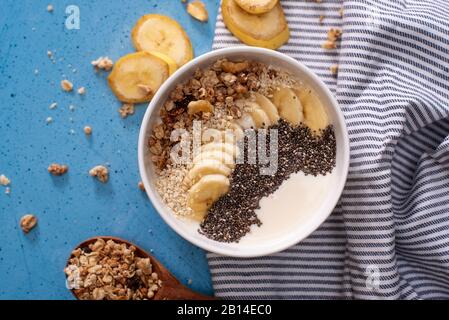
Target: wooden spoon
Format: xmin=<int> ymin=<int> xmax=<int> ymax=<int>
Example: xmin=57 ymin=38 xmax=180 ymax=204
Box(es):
xmin=66 ymin=236 xmax=215 ymax=300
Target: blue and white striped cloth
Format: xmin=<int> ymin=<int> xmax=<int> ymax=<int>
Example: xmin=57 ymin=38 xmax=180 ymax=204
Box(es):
xmin=208 ymin=0 xmax=449 ymax=299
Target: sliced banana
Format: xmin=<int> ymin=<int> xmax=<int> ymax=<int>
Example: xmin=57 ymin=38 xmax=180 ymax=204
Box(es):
xmin=235 ymin=0 xmax=278 ymax=14
xmin=188 ymin=100 xmax=214 ymax=115
xmin=201 ymin=142 xmax=239 ymax=158
xmin=249 ymin=106 xmax=271 ymax=128
xmin=185 ymin=159 xmax=232 ymax=186
xmin=236 ymin=113 xmax=256 ymax=130
xmin=108 ymin=52 xmax=169 ymax=103
xmin=294 ymin=87 xmax=329 ymax=133
xmin=253 ymin=92 xmax=280 ymax=124
xmin=222 ymin=0 xmax=289 ymax=50
xmin=148 ymin=51 xmax=178 ymax=76
xmin=132 ymin=14 xmax=194 ymax=67
xmin=272 ymin=87 xmax=304 ymax=126
xmin=193 ymin=151 xmax=235 ymax=169
xmin=188 ymin=174 xmax=230 ymax=218
xmin=228 ymin=123 xmax=245 ymax=140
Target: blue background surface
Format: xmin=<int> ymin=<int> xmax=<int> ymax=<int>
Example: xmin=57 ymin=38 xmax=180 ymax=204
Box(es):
xmin=0 ymin=0 xmax=220 ymax=299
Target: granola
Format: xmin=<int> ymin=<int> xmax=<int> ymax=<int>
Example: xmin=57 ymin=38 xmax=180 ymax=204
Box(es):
xmin=65 ymin=239 xmax=161 ymax=300
xmin=20 ymin=214 xmax=37 ymax=233
xmin=91 ymin=56 xmax=113 ymax=71
xmin=89 ymin=165 xmax=109 ymax=183
xmin=119 ymin=103 xmax=135 ymax=118
xmin=48 ymin=163 xmax=69 ymax=176
xmin=61 ymin=79 xmax=74 ymax=92
xmin=0 ymin=174 xmax=11 ymax=186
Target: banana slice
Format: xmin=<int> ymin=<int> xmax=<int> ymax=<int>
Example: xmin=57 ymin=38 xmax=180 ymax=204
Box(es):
xmin=272 ymin=87 xmax=304 ymax=126
xmin=185 ymin=159 xmax=232 ymax=186
xmin=148 ymin=51 xmax=178 ymax=76
xmin=193 ymin=151 xmax=235 ymax=169
xmin=249 ymin=105 xmax=271 ymax=128
xmin=222 ymin=0 xmax=289 ymax=50
xmin=188 ymin=174 xmax=230 ymax=217
xmin=188 ymin=100 xmax=214 ymax=115
xmin=235 ymin=0 xmax=278 ymax=14
xmin=236 ymin=113 xmax=256 ymax=130
xmin=108 ymin=52 xmax=169 ymax=103
xmin=132 ymin=14 xmax=194 ymax=67
xmin=201 ymin=142 xmax=239 ymax=158
xmin=294 ymin=87 xmax=329 ymax=133
xmin=228 ymin=123 xmax=245 ymax=140
xmin=253 ymin=92 xmax=280 ymax=124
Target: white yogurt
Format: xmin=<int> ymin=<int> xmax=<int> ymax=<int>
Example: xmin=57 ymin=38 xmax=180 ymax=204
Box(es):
xmin=238 ymin=170 xmax=337 ymax=244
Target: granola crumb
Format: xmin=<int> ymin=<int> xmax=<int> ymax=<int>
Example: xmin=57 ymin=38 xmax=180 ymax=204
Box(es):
xmin=119 ymin=103 xmax=135 ymax=118
xmin=330 ymin=64 xmax=339 ymax=75
xmin=138 ymin=181 xmax=145 ymax=191
xmin=84 ymin=126 xmax=92 ymax=136
xmin=47 ymin=4 xmax=54 ymax=12
xmin=89 ymin=165 xmax=109 ymax=183
xmin=0 ymin=174 xmax=11 ymax=186
xmin=20 ymin=214 xmax=37 ymax=233
xmin=49 ymin=102 xmax=57 ymax=109
xmin=339 ymin=7 xmax=344 ymax=18
xmin=91 ymin=56 xmax=113 ymax=71
xmin=47 ymin=50 xmax=53 ymax=58
xmin=46 ymin=116 xmax=53 ymax=124
xmin=77 ymin=87 xmax=86 ymax=95
xmin=187 ymin=0 xmax=208 ymax=22
xmin=48 ymin=163 xmax=68 ymax=176
xmin=322 ymin=28 xmax=342 ymax=49
xmin=319 ymin=15 xmax=325 ymax=25
xmin=61 ymin=79 xmax=73 ymax=92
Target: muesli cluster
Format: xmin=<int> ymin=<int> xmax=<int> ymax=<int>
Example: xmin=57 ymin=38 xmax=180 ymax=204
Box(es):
xmin=65 ymin=238 xmax=161 ymax=300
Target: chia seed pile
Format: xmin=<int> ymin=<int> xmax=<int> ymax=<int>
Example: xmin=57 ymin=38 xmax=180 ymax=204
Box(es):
xmin=199 ymin=120 xmax=336 ymax=243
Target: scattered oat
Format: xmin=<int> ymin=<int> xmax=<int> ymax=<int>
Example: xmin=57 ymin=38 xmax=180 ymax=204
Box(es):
xmin=49 ymin=102 xmax=57 ymax=109
xmin=330 ymin=64 xmax=339 ymax=75
xmin=77 ymin=87 xmax=86 ymax=95
xmin=119 ymin=103 xmax=135 ymax=118
xmin=47 ymin=4 xmax=54 ymax=12
xmin=65 ymin=238 xmax=161 ymax=300
xmin=0 ymin=174 xmax=11 ymax=186
xmin=61 ymin=79 xmax=73 ymax=92
xmin=89 ymin=165 xmax=109 ymax=183
xmin=84 ymin=126 xmax=92 ymax=136
xmin=319 ymin=15 xmax=325 ymax=25
xmin=187 ymin=0 xmax=208 ymax=22
xmin=138 ymin=181 xmax=145 ymax=191
xmin=20 ymin=214 xmax=37 ymax=233
xmin=46 ymin=116 xmax=53 ymax=124
xmin=48 ymin=163 xmax=68 ymax=176
xmin=91 ymin=56 xmax=113 ymax=71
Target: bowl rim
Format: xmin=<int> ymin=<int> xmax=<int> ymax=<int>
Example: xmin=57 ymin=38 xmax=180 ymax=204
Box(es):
xmin=138 ymin=46 xmax=349 ymax=257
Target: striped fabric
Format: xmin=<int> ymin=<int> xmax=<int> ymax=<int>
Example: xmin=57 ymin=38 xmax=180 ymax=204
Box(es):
xmin=208 ymin=0 xmax=449 ymax=299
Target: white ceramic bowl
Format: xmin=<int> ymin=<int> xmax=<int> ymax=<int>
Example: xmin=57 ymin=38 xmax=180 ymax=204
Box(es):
xmin=138 ymin=47 xmax=349 ymax=257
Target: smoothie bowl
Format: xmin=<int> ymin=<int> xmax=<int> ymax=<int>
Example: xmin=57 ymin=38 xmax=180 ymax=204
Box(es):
xmin=138 ymin=47 xmax=349 ymax=257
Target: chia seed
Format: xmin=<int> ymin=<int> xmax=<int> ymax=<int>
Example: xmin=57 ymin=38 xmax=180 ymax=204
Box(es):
xmin=199 ymin=120 xmax=336 ymax=243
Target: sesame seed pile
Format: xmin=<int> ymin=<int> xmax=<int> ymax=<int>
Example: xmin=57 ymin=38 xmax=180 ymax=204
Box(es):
xmin=199 ymin=120 xmax=336 ymax=243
